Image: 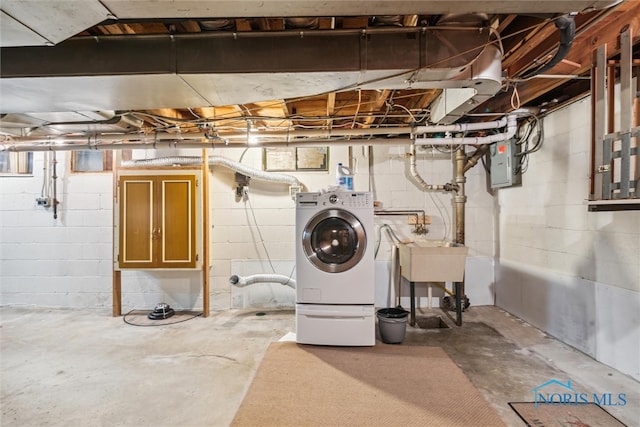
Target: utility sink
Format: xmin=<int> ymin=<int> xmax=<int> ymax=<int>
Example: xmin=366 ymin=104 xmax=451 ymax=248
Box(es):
xmin=397 ymin=240 xmax=468 ymax=282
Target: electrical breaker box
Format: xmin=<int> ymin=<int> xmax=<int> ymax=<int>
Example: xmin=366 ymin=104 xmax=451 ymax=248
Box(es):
xmin=489 ymin=138 xmax=522 ymax=189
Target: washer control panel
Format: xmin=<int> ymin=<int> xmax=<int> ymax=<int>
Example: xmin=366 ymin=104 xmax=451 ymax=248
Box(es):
xmin=297 ymin=191 xmax=373 ymax=208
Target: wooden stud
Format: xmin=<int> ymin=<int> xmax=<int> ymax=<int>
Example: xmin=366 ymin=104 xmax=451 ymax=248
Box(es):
xmin=201 ymin=149 xmax=210 ymax=317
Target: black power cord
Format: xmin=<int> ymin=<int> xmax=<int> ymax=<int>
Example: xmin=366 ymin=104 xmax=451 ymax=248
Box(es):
xmin=123 ymin=304 xmax=203 ymax=327
xmin=148 ymin=303 xmax=175 ymax=320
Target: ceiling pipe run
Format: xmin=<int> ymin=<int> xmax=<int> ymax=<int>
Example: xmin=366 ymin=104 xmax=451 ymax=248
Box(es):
xmin=414 ymin=114 xmax=517 ymax=145
xmin=413 ymin=116 xmax=507 ymax=134
xmin=1 ymin=115 xmax=517 ymax=151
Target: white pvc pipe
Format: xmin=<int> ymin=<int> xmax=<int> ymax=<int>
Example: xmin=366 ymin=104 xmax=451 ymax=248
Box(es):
xmin=229 ymin=274 xmax=296 ymax=289
xmin=409 ymin=142 xmax=447 ymax=191
xmin=414 ymin=116 xmax=507 ymax=134
xmin=414 ymin=114 xmax=517 ymax=146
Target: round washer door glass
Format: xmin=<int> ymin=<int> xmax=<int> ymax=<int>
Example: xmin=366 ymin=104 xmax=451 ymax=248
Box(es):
xmin=302 ymin=209 xmax=366 ymax=273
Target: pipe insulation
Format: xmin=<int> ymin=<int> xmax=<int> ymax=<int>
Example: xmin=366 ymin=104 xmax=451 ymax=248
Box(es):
xmin=121 ymin=155 xmax=301 ymax=186
xmin=520 ymin=14 xmax=576 ymax=80
xmin=229 ymin=274 xmax=296 ymax=289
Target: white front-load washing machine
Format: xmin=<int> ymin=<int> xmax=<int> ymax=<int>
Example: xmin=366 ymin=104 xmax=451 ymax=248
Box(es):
xmin=295 ymin=191 xmax=375 ymax=346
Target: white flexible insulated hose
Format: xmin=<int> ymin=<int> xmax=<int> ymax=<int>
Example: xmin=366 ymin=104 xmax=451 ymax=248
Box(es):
xmin=229 ymin=274 xmax=296 ymax=289
xmin=209 ymin=156 xmax=300 ymax=186
xmin=121 ymin=155 xmax=301 ymax=185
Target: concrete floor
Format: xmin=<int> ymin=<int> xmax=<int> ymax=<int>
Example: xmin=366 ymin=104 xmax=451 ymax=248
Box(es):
xmin=1 ymin=306 xmax=638 ymax=427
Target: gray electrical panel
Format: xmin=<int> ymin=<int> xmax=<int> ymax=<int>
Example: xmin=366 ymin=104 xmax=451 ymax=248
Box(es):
xmin=490 ymin=138 xmax=522 ymax=189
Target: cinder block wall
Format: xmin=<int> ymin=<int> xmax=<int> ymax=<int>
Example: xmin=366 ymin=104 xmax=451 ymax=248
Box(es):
xmin=495 ymin=97 xmax=640 ymax=381
xmin=0 ymin=155 xmax=114 ymax=308
xmin=1 ymin=143 xmax=496 ymax=311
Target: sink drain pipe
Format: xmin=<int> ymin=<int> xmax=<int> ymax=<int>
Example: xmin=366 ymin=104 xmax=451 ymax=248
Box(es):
xmin=229 ymin=274 xmax=296 ymax=289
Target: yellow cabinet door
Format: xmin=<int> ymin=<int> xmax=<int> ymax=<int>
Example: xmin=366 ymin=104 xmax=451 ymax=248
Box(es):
xmin=119 ymin=175 xmax=196 ymax=269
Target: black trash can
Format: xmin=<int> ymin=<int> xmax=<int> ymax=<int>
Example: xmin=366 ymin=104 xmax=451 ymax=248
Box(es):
xmin=376 ymin=307 xmax=409 ymax=344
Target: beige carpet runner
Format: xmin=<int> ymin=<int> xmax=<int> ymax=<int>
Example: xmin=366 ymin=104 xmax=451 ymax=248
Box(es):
xmin=232 ymin=341 xmax=505 ymax=427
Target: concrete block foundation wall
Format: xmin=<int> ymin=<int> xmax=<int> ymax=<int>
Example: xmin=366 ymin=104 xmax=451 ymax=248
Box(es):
xmin=495 ymin=97 xmax=640 ymax=381
xmin=1 ymin=143 xmax=495 ymax=312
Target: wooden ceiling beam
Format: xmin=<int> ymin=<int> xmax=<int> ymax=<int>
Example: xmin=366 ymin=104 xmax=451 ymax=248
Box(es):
xmin=326 ymin=92 xmax=336 ymax=129
xmin=179 ymin=21 xmax=202 ymax=33
xmin=235 ymin=19 xmax=253 ymax=32
xmin=360 ymin=90 xmax=391 ymax=127
xmin=495 ymin=15 xmax=517 ymax=35
xmin=403 ymin=15 xmax=419 ymax=27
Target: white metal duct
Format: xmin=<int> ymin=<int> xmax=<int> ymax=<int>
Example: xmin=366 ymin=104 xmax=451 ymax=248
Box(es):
xmin=0 ymin=27 xmax=501 ymax=124
xmin=0 ymin=0 xmax=111 ymax=47
xmin=102 ymin=0 xmax=622 ymax=18
xmin=0 ymin=0 xmax=622 ymax=48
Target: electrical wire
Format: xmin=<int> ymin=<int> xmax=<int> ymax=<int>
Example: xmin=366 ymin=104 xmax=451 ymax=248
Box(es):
xmin=350 ymin=89 xmax=362 ymax=130
xmin=510 ymin=84 xmax=521 ymax=110
xmin=513 ymin=114 xmax=543 ymax=174
xmin=392 ymin=103 xmax=417 ymax=123
xmin=245 ymin=191 xmax=277 ymax=274
xmin=428 ymin=191 xmax=449 ymax=241
xmin=123 ymin=309 xmax=203 ymax=326
xmin=374 ymin=224 xmax=402 ymax=258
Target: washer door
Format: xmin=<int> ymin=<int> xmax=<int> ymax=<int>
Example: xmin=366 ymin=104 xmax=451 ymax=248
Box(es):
xmin=302 ymin=209 xmax=366 ymax=273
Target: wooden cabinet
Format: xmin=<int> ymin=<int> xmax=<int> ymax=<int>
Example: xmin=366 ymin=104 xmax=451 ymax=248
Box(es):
xmin=118 ymin=174 xmax=197 ymax=269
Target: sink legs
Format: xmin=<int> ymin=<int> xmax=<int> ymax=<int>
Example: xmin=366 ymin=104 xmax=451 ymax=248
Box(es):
xmin=410 ymin=281 xmax=416 ymax=326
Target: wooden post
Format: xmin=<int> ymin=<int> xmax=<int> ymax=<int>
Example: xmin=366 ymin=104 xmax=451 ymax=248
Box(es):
xmin=112 ymin=270 xmax=122 ymax=317
xmin=591 ymin=45 xmax=607 ymax=200
xmin=202 ymin=149 xmax=210 ymax=317
xmin=112 ymin=150 xmax=122 ymax=316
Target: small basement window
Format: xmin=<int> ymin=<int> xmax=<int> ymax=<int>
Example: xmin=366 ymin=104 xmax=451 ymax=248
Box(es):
xmin=0 ymin=152 xmax=33 ymax=175
xmin=71 ymin=151 xmax=112 ymax=172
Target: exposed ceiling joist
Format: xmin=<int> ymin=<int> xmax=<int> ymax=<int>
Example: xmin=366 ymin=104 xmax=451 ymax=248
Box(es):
xmin=474 ymin=0 xmax=640 ymax=116
xmin=0 ymin=0 xmax=636 ymax=144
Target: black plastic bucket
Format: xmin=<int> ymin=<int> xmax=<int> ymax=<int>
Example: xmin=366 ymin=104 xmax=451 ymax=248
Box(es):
xmin=376 ymin=307 xmax=409 ymax=344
